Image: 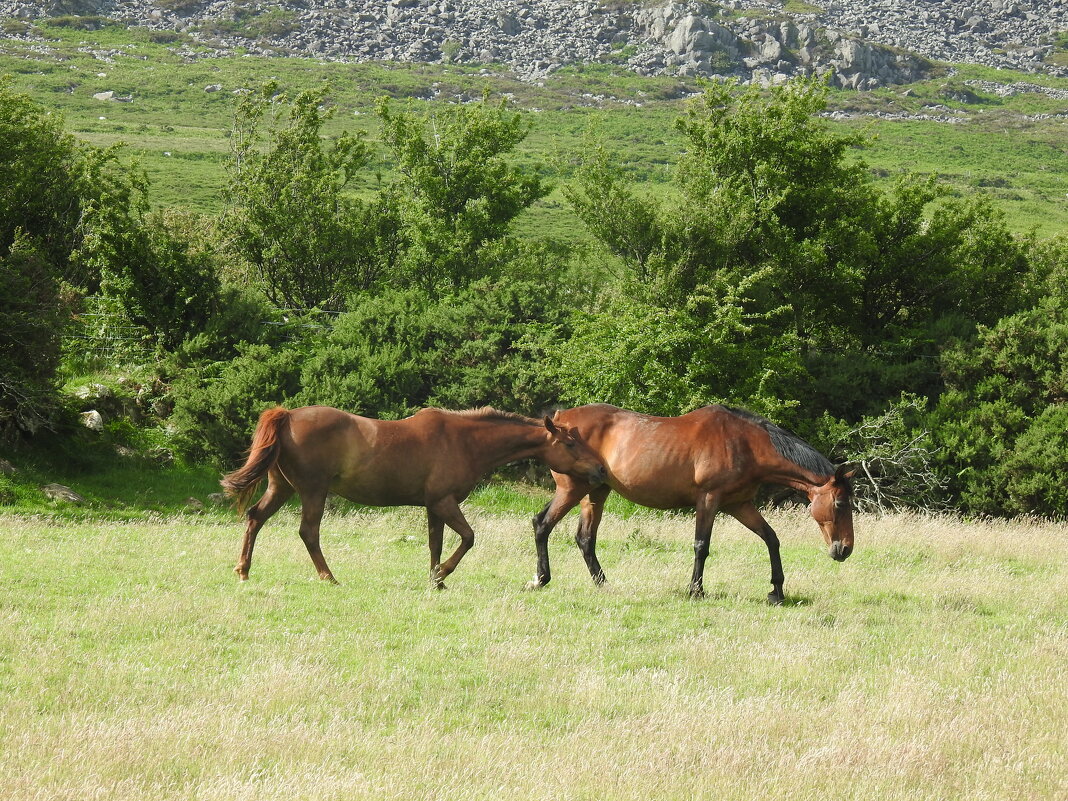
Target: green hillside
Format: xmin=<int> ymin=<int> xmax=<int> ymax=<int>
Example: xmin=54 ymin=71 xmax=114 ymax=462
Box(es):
xmin=3 ymin=19 xmax=1067 ymax=237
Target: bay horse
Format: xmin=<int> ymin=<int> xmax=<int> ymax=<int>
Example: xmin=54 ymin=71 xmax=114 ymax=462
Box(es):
xmin=528 ymin=404 xmax=855 ymax=604
xmin=221 ymin=405 xmax=606 ymax=586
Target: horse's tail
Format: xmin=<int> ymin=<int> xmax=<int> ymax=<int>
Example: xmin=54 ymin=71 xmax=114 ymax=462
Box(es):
xmin=221 ymin=406 xmax=290 ymax=515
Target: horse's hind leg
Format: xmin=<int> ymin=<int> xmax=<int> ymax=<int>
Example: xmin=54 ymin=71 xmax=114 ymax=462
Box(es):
xmin=576 ymin=485 xmax=611 ymax=586
xmin=428 ymin=497 xmax=474 ymax=588
xmin=235 ymin=470 xmax=294 ymax=581
xmin=296 ymin=488 xmax=338 ymax=583
xmin=727 ymin=502 xmax=785 ymax=605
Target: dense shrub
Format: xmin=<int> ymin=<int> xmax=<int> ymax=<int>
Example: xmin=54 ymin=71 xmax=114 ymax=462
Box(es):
xmin=169 ymin=280 xmax=571 ymax=465
xmin=0 ymin=79 xmax=147 ymax=434
xmin=928 ymin=294 xmax=1068 ymax=517
xmin=542 ymin=270 xmax=806 ymax=424
xmin=168 ymin=342 xmax=306 ymax=464
xmin=0 ymin=234 xmax=74 ymax=435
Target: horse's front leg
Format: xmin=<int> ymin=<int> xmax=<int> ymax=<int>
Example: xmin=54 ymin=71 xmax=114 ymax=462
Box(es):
xmin=527 ymin=478 xmax=588 ymax=590
xmin=427 ymin=510 xmax=446 ymax=590
xmin=576 ymin=485 xmax=612 ymax=586
xmin=727 ymin=502 xmax=786 ymax=605
xmin=689 ymin=493 xmax=719 ymax=599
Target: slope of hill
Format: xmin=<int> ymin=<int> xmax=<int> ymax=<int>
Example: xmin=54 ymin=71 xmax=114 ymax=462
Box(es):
xmin=2 ymin=0 xmax=1068 ymax=87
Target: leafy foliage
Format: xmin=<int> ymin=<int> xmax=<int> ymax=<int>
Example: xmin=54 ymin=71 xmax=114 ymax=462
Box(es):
xmin=377 ymin=96 xmax=550 ymax=289
xmin=226 ymin=82 xmax=381 ymax=311
xmin=542 ymin=270 xmax=804 ymax=422
xmin=169 ymin=280 xmax=571 ymax=464
xmin=0 ymin=79 xmax=146 ymax=434
xmin=566 ymin=75 xmax=1033 ymax=422
xmin=929 ymin=291 xmax=1068 ymax=516
xmin=0 ymin=234 xmax=74 ymax=435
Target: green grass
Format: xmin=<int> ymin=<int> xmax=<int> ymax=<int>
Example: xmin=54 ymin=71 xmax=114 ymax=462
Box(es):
xmin=0 ymin=507 xmax=1064 ymax=799
xmin=2 ymin=24 xmax=1067 ymax=236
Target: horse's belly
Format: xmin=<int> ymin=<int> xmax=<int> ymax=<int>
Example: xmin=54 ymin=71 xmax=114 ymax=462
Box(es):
xmin=331 ymin=471 xmax=423 ymax=507
xmin=610 ymin=480 xmax=695 ymax=510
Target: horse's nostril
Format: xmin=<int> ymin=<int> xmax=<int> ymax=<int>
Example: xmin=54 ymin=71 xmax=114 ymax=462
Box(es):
xmin=829 ymin=542 xmax=852 ymax=562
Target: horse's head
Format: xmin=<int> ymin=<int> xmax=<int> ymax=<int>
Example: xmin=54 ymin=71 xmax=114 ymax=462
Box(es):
xmin=808 ymin=464 xmax=855 ymax=562
xmin=542 ymin=416 xmax=607 ymax=487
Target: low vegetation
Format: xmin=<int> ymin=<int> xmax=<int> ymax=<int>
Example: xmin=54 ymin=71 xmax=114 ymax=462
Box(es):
xmin=1 ymin=22 xmax=1066 ymax=521
xmin=1 ymin=507 xmax=1064 ymax=799
xmin=2 ymin=21 xmax=1065 ymax=798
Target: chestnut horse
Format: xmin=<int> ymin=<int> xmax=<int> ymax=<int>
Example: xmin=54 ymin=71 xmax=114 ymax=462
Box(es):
xmin=221 ymin=405 xmax=605 ymax=586
xmin=529 ymin=404 xmax=855 ymax=604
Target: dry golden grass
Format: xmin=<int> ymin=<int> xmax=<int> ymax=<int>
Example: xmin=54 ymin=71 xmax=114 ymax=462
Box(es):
xmin=0 ymin=508 xmax=1065 ymax=800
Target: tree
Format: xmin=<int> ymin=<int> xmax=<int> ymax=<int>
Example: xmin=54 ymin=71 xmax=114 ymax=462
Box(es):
xmin=566 ymin=75 xmax=1033 ymax=422
xmin=0 ymin=79 xmax=147 ymax=435
xmin=377 ymin=96 xmax=549 ymax=290
xmin=540 ymin=269 xmax=805 ymax=423
xmin=928 ymin=287 xmax=1068 ymax=517
xmin=227 ymin=82 xmax=385 ymax=311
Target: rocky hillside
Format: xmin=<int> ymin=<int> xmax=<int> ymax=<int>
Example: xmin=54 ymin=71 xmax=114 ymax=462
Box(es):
xmin=3 ymin=0 xmax=1068 ymax=87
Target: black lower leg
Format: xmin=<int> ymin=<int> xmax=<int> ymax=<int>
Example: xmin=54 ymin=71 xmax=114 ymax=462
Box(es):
xmin=761 ymin=524 xmax=785 ymax=604
xmin=690 ymin=536 xmax=710 ymax=597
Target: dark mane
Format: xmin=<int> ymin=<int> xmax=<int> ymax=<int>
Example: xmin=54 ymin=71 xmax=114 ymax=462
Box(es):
xmin=721 ymin=406 xmax=834 ymax=478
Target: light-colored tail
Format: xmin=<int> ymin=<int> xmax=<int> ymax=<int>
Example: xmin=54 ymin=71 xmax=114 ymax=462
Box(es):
xmin=220 ymin=406 xmax=289 ymax=515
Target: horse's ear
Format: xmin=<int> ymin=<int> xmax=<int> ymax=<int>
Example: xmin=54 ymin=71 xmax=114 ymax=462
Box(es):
xmin=544 ymin=416 xmax=560 ymax=436
xmin=835 ymin=463 xmax=856 ymax=481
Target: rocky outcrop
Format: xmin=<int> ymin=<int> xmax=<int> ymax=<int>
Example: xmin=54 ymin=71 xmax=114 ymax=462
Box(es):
xmin=2 ymin=0 xmax=1066 ymax=87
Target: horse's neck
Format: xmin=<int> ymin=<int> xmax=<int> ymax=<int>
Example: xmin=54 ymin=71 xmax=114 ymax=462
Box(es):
xmin=470 ymin=421 xmax=544 ymax=472
xmin=764 ymin=463 xmax=829 ymax=496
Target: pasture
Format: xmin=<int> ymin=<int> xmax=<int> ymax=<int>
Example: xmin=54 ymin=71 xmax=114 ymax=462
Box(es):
xmin=1 ymin=503 xmax=1065 ymax=799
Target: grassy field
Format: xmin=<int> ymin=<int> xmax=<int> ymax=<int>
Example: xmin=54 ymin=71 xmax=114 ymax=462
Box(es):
xmin=2 ymin=22 xmax=1068 ymax=236
xmin=1 ymin=502 xmax=1065 ymax=800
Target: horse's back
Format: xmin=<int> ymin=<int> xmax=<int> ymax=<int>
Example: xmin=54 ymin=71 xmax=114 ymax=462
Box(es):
xmin=277 ymin=406 xmax=442 ymax=504
xmin=555 ymin=404 xmax=768 ymax=508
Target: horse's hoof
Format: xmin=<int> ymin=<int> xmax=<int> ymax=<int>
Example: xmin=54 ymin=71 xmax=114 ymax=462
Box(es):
xmin=524 ymin=579 xmax=544 ymax=591
xmin=767 ymin=592 xmax=785 ymax=606
xmin=434 ymin=582 xmax=447 ymax=591
xmin=689 ymin=587 xmax=705 ymax=600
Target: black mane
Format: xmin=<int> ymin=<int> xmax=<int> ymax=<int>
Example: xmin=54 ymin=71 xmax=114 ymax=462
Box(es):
xmin=722 ymin=406 xmax=834 ymax=478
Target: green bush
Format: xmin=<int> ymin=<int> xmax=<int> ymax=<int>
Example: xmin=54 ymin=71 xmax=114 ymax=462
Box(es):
xmin=168 ymin=342 xmax=306 ymax=465
xmin=0 ymin=234 xmax=74 ymax=436
xmin=929 ymin=294 xmax=1068 ymax=516
xmin=541 ymin=270 xmax=805 ymax=423
xmin=168 ymin=280 xmax=571 ymax=464
xmin=1000 ymin=404 xmax=1068 ymax=517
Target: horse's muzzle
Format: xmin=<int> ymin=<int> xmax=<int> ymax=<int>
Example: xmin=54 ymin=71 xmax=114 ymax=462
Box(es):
xmin=829 ymin=542 xmax=853 ymax=562
xmin=589 ymin=465 xmax=608 ymax=486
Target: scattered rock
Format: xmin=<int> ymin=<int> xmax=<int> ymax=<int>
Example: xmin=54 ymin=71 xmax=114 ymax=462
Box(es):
xmin=42 ymin=484 xmax=86 ymax=504
xmin=92 ymin=90 xmax=114 ymax=101
xmin=0 ymin=1 xmax=1064 ymax=86
xmin=0 ymin=458 xmax=17 ymax=476
xmin=207 ymin=492 xmax=229 ymax=506
xmin=81 ymin=410 xmax=105 ymax=431
xmin=185 ymin=496 xmax=206 ymax=513
xmin=75 ymin=383 xmax=112 ymax=402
